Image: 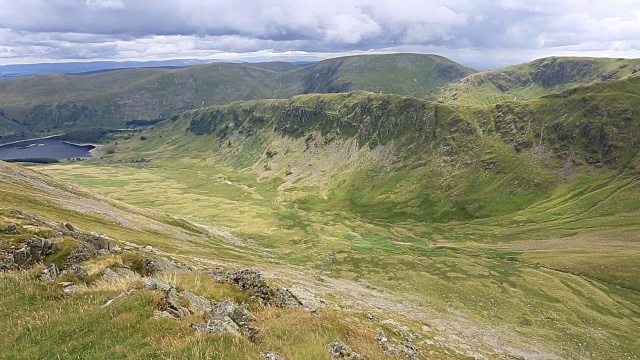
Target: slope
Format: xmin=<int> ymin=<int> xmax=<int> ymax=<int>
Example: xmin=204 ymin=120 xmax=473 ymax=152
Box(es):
xmin=0 ymin=53 xmax=474 ymax=143
xmin=32 ymin=81 xmax=640 ymax=358
xmin=431 ymin=56 xmax=640 ymax=106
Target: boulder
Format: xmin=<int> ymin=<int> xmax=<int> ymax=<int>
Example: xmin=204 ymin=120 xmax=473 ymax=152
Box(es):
xmin=86 ymin=233 xmax=113 ymax=252
xmin=63 ymin=223 xmax=75 ymax=232
xmin=191 ymin=316 xmax=241 ymax=336
xmin=141 ymin=277 xmax=174 ymax=291
xmin=67 ymin=242 xmax=98 ymax=264
xmin=2 ymin=224 xmax=21 ymax=235
xmin=327 ymin=338 xmax=364 ymax=360
xmin=101 ymin=267 xmax=139 ymax=282
xmin=61 ymin=265 xmax=89 ymax=278
xmin=209 ymin=268 xmax=302 ymax=308
xmin=39 ymin=263 xmax=59 ymax=283
xmin=141 ymin=255 xmax=187 ymax=275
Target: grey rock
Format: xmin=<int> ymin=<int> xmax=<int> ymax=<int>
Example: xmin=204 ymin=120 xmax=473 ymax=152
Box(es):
xmin=63 ymin=223 xmax=75 ymax=232
xmin=327 ymin=338 xmax=364 ymax=360
xmin=2 ymin=224 xmax=21 ymax=235
xmin=181 ymin=291 xmax=214 ymax=317
xmin=60 ymin=281 xmax=75 ymax=288
xmin=12 ymin=247 xmax=32 ymax=267
xmin=101 ymin=267 xmax=139 ymax=282
xmin=376 ymin=329 xmax=422 ymax=360
xmin=86 ymin=233 xmax=113 ymax=252
xmin=63 ymin=284 xmax=88 ymax=294
xmin=212 ymin=299 xmax=237 ymax=318
xmin=209 ymin=268 xmax=302 ymax=308
xmin=67 ymin=242 xmax=98 ymax=264
xmin=153 ymin=310 xmax=179 ymax=320
xmin=191 ymin=316 xmax=241 ymax=336
xmin=141 ymin=255 xmax=186 ymax=275
xmin=39 ymin=263 xmax=59 ymax=283
xmin=141 ymin=277 xmax=174 ymax=291
xmin=229 ymin=306 xmax=257 ymax=326
xmin=261 ymin=351 xmax=286 ymax=360
xmin=61 ymin=265 xmax=89 ymax=278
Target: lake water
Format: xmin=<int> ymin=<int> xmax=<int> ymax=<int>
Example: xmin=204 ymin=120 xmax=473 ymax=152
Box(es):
xmin=0 ymin=136 xmax=95 ymax=161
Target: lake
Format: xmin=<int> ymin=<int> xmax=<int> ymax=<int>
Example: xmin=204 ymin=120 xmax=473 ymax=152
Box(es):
xmin=0 ymin=136 xmax=95 ymax=161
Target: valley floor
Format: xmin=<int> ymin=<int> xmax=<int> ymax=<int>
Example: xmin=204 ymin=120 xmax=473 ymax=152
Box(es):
xmin=29 ymin=158 xmax=640 ymax=360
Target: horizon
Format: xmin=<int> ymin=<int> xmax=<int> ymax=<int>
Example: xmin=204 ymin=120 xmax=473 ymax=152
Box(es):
xmin=1 ymin=1 xmax=639 ymax=71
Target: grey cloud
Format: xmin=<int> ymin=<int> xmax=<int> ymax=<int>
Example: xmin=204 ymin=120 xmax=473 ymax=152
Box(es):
xmin=0 ymin=0 xmax=638 ymax=67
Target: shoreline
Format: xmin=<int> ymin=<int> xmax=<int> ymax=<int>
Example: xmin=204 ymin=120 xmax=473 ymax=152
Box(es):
xmin=0 ymin=134 xmax=64 ymax=147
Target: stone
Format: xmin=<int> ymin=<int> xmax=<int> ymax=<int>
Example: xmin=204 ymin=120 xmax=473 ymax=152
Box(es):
xmin=101 ymin=267 xmax=139 ymax=282
xmin=327 ymin=338 xmax=364 ymax=360
xmin=209 ymin=268 xmax=302 ymax=308
xmin=67 ymin=242 xmax=98 ymax=264
xmin=181 ymin=291 xmax=214 ymax=317
xmin=261 ymin=351 xmax=286 ymax=360
xmin=153 ymin=310 xmax=179 ymax=320
xmin=141 ymin=255 xmax=186 ymax=275
xmin=25 ymin=237 xmax=60 ymax=261
xmin=212 ymin=299 xmax=237 ymax=318
xmin=229 ymin=306 xmax=257 ymax=326
xmin=141 ymin=277 xmax=174 ymax=291
xmin=191 ymin=316 xmax=241 ymax=336
xmin=376 ymin=329 xmax=422 ymax=360
xmin=2 ymin=224 xmax=21 ymax=235
xmin=61 ymin=265 xmax=89 ymax=278
xmin=86 ymin=233 xmax=113 ymax=252
xmin=12 ymin=246 xmax=32 ymax=267
xmin=63 ymin=223 xmax=75 ymax=232
xmin=39 ymin=263 xmax=59 ymax=283
xmin=62 ymin=284 xmax=88 ymax=294
xmin=241 ymin=325 xmax=260 ymax=341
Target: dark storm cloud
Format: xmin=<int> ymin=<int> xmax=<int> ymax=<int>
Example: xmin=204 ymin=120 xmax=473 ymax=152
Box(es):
xmin=0 ymin=0 xmax=638 ymax=67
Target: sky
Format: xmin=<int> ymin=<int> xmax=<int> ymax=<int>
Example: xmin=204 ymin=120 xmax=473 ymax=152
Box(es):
xmin=0 ymin=0 xmax=639 ymax=69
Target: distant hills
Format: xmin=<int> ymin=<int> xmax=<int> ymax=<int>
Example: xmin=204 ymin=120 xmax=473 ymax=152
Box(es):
xmin=429 ymin=56 xmax=640 ymax=105
xmin=0 ymin=53 xmax=474 ymax=142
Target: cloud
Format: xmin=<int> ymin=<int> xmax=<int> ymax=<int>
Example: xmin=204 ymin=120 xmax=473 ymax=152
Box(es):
xmin=0 ymin=0 xmax=637 ymax=67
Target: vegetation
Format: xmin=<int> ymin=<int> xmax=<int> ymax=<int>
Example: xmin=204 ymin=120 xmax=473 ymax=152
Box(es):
xmin=5 ymin=157 xmax=59 ymax=164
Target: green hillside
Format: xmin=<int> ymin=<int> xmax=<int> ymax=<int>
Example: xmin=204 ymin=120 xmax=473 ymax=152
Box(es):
xmin=431 ymin=56 xmax=640 ymax=105
xmin=26 ymin=78 xmax=640 ymax=358
xmin=0 ymin=53 xmax=474 ymax=143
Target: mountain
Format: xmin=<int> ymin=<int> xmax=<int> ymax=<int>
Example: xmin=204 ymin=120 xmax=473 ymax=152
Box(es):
xmin=0 ymin=53 xmax=474 ymax=143
xmin=430 ymin=56 xmax=640 ymax=105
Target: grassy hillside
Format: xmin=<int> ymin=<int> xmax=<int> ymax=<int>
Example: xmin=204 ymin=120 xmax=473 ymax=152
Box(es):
xmin=298 ymin=53 xmax=475 ymax=95
xmin=0 ymin=53 xmax=474 ymax=143
xmin=431 ymin=56 xmax=640 ymax=106
xmin=30 ymin=82 xmax=640 ymax=358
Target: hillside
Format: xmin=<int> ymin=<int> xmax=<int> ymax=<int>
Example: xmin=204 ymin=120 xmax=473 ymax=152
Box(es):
xmin=27 ymin=80 xmax=640 ymax=359
xmin=0 ymin=53 xmax=474 ymax=143
xmin=430 ymin=56 xmax=640 ymax=106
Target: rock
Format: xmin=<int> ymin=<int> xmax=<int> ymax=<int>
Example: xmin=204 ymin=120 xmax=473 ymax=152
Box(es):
xmin=153 ymin=310 xmax=179 ymax=320
xmin=86 ymin=233 xmax=113 ymax=252
xmin=181 ymin=291 xmax=214 ymax=317
xmin=24 ymin=237 xmax=60 ymax=262
xmin=101 ymin=267 xmax=139 ymax=282
xmin=141 ymin=255 xmax=186 ymax=275
xmin=60 ymin=281 xmax=75 ymax=288
xmin=12 ymin=247 xmax=32 ymax=267
xmin=67 ymin=242 xmax=98 ymax=264
xmin=241 ymin=325 xmax=260 ymax=341
xmin=209 ymin=268 xmax=302 ymax=308
xmin=229 ymin=306 xmax=257 ymax=326
xmin=39 ymin=263 xmax=59 ymax=283
xmin=63 ymin=284 xmax=88 ymax=294
xmin=212 ymin=299 xmax=237 ymax=318
xmin=141 ymin=277 xmax=174 ymax=291
xmin=61 ymin=265 xmax=89 ymax=278
xmin=63 ymin=223 xmax=75 ymax=232
xmin=191 ymin=316 xmax=241 ymax=336
xmin=376 ymin=329 xmax=422 ymax=360
xmin=327 ymin=338 xmax=364 ymax=360
xmin=261 ymin=351 xmax=286 ymax=360
xmin=2 ymin=224 xmax=21 ymax=235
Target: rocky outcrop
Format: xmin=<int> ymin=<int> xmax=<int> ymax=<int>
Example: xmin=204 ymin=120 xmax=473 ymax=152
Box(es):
xmin=376 ymin=329 xmax=423 ymax=360
xmin=209 ymin=268 xmax=302 ymax=308
xmin=67 ymin=242 xmax=99 ymax=264
xmin=101 ymin=267 xmax=139 ymax=282
xmin=141 ymin=255 xmax=187 ymax=275
xmin=61 ymin=265 xmax=89 ymax=278
xmin=39 ymin=263 xmax=59 ymax=283
xmin=2 ymin=224 xmax=21 ymax=235
xmin=2 ymin=237 xmax=61 ymax=269
xmin=327 ymin=338 xmax=364 ymax=360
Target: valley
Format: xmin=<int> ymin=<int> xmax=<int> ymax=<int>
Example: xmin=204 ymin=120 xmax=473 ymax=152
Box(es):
xmin=1 ymin=53 xmax=639 ymax=359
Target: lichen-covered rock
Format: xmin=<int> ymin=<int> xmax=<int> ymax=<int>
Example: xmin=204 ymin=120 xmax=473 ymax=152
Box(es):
xmin=101 ymin=267 xmax=139 ymax=282
xmin=141 ymin=255 xmax=187 ymax=275
xmin=67 ymin=242 xmax=98 ymax=264
xmin=327 ymin=338 xmax=364 ymax=360
xmin=376 ymin=329 xmax=422 ymax=360
xmin=261 ymin=351 xmax=286 ymax=360
xmin=61 ymin=265 xmax=88 ymax=278
xmin=191 ymin=316 xmax=241 ymax=336
xmin=61 ymin=265 xmax=89 ymax=278
xmin=39 ymin=263 xmax=58 ymax=283
xmin=2 ymin=224 xmax=21 ymax=235
xmin=86 ymin=233 xmax=113 ymax=252
xmin=209 ymin=268 xmax=302 ymax=308
xmin=141 ymin=277 xmax=174 ymax=291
